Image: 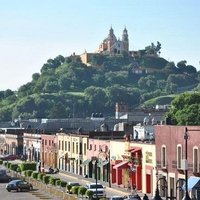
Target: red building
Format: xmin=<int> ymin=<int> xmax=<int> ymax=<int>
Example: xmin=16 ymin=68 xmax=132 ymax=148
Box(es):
xmin=155 ymin=125 xmax=200 ymax=200
xmin=41 ymin=134 xmax=57 ymax=170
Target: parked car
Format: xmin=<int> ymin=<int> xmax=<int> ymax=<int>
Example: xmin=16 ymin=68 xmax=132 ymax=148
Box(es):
xmin=0 ymin=169 xmax=11 ymax=183
xmin=6 ymin=180 xmax=33 ymax=192
xmin=85 ymin=183 xmax=106 ymax=199
xmin=110 ymin=196 xmax=125 ymax=200
xmin=68 ymin=182 xmax=81 ymax=187
xmin=0 ymin=154 xmax=19 ymax=161
xmin=125 ymin=194 xmax=141 ymax=200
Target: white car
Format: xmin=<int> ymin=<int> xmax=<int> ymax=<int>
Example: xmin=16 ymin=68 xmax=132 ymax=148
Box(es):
xmin=110 ymin=196 xmax=125 ymax=200
xmin=85 ymin=183 xmax=106 ymax=198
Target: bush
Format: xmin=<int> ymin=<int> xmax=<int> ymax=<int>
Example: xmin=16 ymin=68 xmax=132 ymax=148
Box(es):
xmin=56 ymin=179 xmax=61 ymax=187
xmin=32 ymin=172 xmax=39 ymax=179
xmin=71 ymin=186 xmax=80 ymax=196
xmin=38 ymin=173 xmax=45 ymax=181
xmin=3 ymin=161 xmax=7 ymax=167
xmin=7 ymin=162 xmax=12 ymax=169
xmin=49 ymin=177 xmax=60 ymax=186
xmin=0 ymin=160 xmax=3 ymax=165
xmin=25 ymin=170 xmax=33 ymax=177
xmin=60 ymin=180 xmax=67 ymax=188
xmin=10 ymin=164 xmax=18 ymax=171
xmin=20 ymin=162 xmax=36 ymax=171
xmin=43 ymin=175 xmax=50 ymax=184
xmin=66 ymin=184 xmax=72 ymax=193
xmin=17 ymin=167 xmax=21 ymax=173
xmin=78 ymin=186 xmax=87 ymax=197
xmin=86 ymin=190 xmax=94 ymax=200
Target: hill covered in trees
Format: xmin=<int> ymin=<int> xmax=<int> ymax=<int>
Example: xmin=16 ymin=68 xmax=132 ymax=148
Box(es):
xmin=0 ymin=51 xmax=199 ymax=122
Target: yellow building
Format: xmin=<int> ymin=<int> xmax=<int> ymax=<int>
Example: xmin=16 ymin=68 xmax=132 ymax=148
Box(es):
xmin=57 ymin=133 xmax=89 ymax=176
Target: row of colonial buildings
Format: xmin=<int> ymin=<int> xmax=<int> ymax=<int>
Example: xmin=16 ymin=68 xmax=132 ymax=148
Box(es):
xmin=1 ymin=123 xmax=200 ymax=199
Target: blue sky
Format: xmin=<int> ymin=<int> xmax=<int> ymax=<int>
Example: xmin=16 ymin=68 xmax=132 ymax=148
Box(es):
xmin=0 ymin=0 xmax=199 ymax=90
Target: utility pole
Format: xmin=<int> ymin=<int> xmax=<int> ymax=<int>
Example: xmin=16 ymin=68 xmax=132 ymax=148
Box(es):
xmin=182 ymin=127 xmax=191 ymax=200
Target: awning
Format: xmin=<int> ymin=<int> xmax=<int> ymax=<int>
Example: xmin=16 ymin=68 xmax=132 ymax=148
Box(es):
xmin=113 ymin=161 xmax=129 ymax=169
xmin=128 ymin=147 xmax=142 ymax=153
xmin=182 ymin=177 xmax=200 ymax=191
xmin=81 ymin=159 xmax=91 ymax=166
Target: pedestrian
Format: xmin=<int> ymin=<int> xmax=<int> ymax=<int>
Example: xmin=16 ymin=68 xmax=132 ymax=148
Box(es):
xmin=136 ymin=194 xmax=141 ymax=200
xmin=143 ymin=194 xmax=149 ymax=200
xmin=127 ymin=180 xmax=131 ymax=191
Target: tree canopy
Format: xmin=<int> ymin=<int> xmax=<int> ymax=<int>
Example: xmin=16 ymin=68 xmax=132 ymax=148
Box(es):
xmin=166 ymin=93 xmax=200 ymax=125
xmin=0 ymin=51 xmax=199 ymax=122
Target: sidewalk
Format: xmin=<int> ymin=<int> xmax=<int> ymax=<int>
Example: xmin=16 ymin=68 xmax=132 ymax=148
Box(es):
xmin=57 ymin=170 xmax=151 ymax=199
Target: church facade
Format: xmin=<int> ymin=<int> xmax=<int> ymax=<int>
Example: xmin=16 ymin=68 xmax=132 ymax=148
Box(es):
xmin=80 ymin=27 xmax=130 ymax=65
xmin=97 ymin=27 xmax=129 ymax=55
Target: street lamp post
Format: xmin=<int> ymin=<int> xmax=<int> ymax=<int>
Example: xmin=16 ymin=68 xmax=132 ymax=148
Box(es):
xmin=176 ymin=178 xmax=185 ymax=200
xmin=182 ymin=128 xmax=191 ymax=200
xmin=153 ymin=177 xmax=168 ymax=200
xmin=92 ymin=156 xmax=98 ymax=199
xmin=95 ymin=159 xmax=98 ymax=199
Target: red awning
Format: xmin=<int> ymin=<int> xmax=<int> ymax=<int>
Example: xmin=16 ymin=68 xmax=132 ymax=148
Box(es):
xmin=128 ymin=147 xmax=142 ymax=153
xmin=113 ymin=161 xmax=129 ymax=169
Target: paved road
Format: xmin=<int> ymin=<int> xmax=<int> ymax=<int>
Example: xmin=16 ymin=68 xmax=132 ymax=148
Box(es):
xmin=0 ymin=183 xmax=39 ymax=200
xmin=0 ymin=182 xmax=62 ymax=200
xmin=51 ymin=172 xmax=132 ymax=198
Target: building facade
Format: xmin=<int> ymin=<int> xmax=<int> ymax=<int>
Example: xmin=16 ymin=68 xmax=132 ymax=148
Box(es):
xmin=155 ymin=125 xmax=200 ymax=200
xmin=97 ymin=27 xmax=129 ymax=55
xmin=41 ymin=134 xmax=57 ymax=169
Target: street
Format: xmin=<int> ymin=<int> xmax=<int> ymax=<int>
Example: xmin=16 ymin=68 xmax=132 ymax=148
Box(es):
xmin=0 ymin=182 xmax=39 ymax=200
xmin=51 ymin=172 xmax=132 ymax=198
xmin=0 ymin=182 xmax=63 ymax=200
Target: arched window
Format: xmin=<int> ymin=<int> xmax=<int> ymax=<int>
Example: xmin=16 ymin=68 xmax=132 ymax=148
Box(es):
xmin=193 ymin=147 xmax=199 ymax=173
xmin=177 ymin=145 xmax=182 ymax=169
xmin=161 ymin=145 xmax=167 ymax=168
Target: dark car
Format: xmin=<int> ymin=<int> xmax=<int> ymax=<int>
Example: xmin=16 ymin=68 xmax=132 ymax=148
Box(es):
xmin=0 ymin=154 xmax=19 ymax=161
xmin=6 ymin=180 xmax=33 ymax=192
xmin=125 ymin=194 xmax=141 ymax=200
xmin=0 ymin=169 xmax=11 ymax=183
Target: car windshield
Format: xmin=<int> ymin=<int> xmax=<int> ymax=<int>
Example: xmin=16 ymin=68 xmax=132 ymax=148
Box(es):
xmin=9 ymin=180 xmax=21 ymax=184
xmin=90 ymin=184 xmax=103 ymax=189
xmin=0 ymin=170 xmax=6 ymax=175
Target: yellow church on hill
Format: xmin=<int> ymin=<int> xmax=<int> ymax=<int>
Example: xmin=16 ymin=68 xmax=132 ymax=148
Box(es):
xmin=80 ymin=27 xmax=130 ymax=65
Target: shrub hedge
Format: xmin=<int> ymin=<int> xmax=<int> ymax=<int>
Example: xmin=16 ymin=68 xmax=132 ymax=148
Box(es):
xmin=43 ymin=175 xmax=50 ymax=184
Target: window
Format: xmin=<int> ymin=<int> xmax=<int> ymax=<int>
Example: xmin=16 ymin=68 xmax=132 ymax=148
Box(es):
xmin=72 ymin=142 xmax=75 ymax=153
xmin=193 ymin=147 xmax=199 ymax=173
xmin=76 ymin=142 xmax=78 ymax=154
xmin=84 ymin=143 xmax=87 ymax=155
xmin=177 ymin=145 xmax=182 ymax=169
xmin=62 ymin=141 xmax=64 ymax=150
xmin=49 ymin=140 xmax=51 ymax=146
xmin=89 ymin=144 xmax=92 ymax=150
xmin=65 ymin=141 xmax=67 ymax=151
xmin=59 ymin=140 xmax=61 ymax=150
xmin=161 ymin=145 xmax=167 ymax=168
xmin=68 ymin=141 xmax=70 ymax=151
xmin=79 ymin=142 xmax=82 ymax=155
xmin=94 ymin=145 xmax=96 ymax=151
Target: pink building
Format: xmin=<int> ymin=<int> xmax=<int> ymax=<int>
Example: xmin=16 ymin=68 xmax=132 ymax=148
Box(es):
xmin=86 ymin=139 xmax=110 ymax=183
xmin=155 ymin=125 xmax=200 ymax=200
xmin=41 ymin=134 xmax=57 ymax=169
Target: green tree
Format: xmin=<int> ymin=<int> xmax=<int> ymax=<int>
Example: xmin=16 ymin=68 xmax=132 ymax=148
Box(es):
xmin=78 ymin=186 xmax=87 ymax=199
xmin=84 ymin=86 xmax=107 ymax=111
xmin=166 ymin=92 xmax=200 ymax=125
